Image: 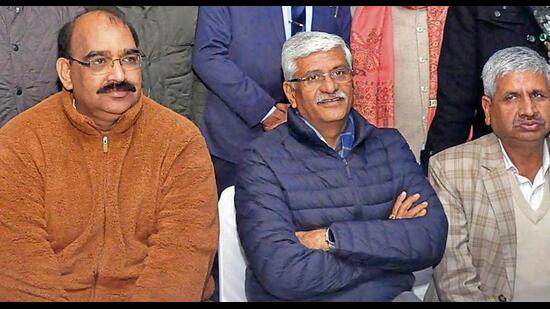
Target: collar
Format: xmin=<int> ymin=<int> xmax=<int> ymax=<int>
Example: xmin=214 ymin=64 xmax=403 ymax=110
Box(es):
xmin=498 ymin=138 xmax=550 ymax=177
xmin=287 ymin=108 xmax=373 ymax=153
xmin=61 ymin=90 xmax=144 ymax=136
xmin=298 ymin=113 xmax=355 ymax=158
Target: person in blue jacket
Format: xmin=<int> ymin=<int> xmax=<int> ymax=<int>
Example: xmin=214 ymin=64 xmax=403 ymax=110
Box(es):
xmin=192 ymin=6 xmax=351 ymax=196
xmin=235 ymin=31 xmax=448 ymax=301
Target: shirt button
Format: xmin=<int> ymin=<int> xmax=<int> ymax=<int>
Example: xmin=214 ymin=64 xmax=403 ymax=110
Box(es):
xmin=494 ymin=10 xmax=501 ymax=17
xmin=498 ymin=294 xmax=507 ymax=302
xmin=11 ymin=43 xmax=19 ymax=52
xmin=416 ymin=26 xmax=425 ymax=33
xmin=527 ymin=34 xmax=536 ymax=43
xmin=419 ymin=56 xmax=427 ymax=63
xmin=15 ymin=87 xmax=22 ymax=96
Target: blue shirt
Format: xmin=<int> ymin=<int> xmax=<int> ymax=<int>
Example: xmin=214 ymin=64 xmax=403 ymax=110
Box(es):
xmin=300 ymin=113 xmax=355 ymax=159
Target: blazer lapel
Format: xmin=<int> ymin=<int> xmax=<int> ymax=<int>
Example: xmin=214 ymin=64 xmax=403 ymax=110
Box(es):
xmin=480 ymin=134 xmax=517 ymax=291
xmin=267 ymin=6 xmax=286 ymax=46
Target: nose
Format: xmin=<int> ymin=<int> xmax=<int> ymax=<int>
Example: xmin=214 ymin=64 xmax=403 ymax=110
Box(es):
xmin=519 ymin=97 xmax=537 ymax=117
xmin=318 ymin=74 xmax=338 ymax=93
xmin=106 ymin=59 xmax=126 ymax=83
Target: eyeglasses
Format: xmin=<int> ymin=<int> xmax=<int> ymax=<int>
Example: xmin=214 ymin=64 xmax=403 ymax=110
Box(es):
xmin=69 ymin=53 xmax=144 ymax=75
xmin=288 ymin=67 xmax=353 ymax=87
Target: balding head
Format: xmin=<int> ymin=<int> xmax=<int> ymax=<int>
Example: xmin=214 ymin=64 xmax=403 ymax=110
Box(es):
xmin=58 ymin=9 xmax=139 ymax=59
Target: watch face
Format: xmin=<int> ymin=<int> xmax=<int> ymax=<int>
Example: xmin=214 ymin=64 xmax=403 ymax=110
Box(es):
xmin=325 ymin=228 xmax=335 ymax=250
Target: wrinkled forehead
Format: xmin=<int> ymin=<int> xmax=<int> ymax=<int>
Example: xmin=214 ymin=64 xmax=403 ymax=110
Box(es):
xmin=496 ymin=70 xmax=550 ymax=90
xmin=296 ymin=48 xmax=347 ymax=72
xmin=71 ymin=12 xmax=136 ymax=57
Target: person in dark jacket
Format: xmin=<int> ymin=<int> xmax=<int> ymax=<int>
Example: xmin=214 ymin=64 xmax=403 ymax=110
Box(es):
xmin=421 ymin=6 xmax=549 ymax=173
xmin=235 ymin=31 xmax=448 ymax=301
xmin=0 ymin=6 xmax=84 ymax=127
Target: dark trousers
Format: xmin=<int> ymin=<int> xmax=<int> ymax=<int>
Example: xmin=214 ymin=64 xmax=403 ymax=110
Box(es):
xmin=210 ymin=155 xmax=238 ymax=301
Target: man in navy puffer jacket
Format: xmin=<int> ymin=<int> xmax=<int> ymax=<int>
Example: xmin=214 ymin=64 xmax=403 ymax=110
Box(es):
xmin=235 ymin=31 xmax=448 ymax=301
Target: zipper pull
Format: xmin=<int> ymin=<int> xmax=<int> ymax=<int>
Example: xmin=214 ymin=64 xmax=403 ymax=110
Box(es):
xmin=102 ymin=136 xmax=108 ymax=153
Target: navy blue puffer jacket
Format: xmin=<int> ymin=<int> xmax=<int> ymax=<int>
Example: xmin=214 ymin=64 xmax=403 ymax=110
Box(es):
xmin=235 ymin=108 xmax=448 ymax=301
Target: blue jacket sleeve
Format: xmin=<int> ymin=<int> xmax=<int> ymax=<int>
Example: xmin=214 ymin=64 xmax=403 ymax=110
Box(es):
xmin=328 ymin=131 xmax=448 ymax=273
xmin=235 ymin=147 xmax=383 ymax=301
xmin=192 ymin=6 xmax=277 ymax=128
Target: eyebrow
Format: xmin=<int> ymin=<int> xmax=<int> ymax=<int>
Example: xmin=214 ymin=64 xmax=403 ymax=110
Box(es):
xmin=83 ymin=50 xmax=109 ymax=59
xmin=83 ymin=48 xmax=141 ymax=59
xmin=302 ymin=65 xmax=348 ymax=76
xmin=124 ymin=48 xmax=141 ymax=55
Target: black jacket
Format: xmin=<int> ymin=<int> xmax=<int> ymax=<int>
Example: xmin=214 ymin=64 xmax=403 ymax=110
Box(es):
xmin=421 ymin=6 xmax=547 ymax=173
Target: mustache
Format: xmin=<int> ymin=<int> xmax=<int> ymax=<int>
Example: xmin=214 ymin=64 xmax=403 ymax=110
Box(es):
xmin=513 ymin=116 xmax=546 ymax=127
xmin=96 ymin=82 xmax=136 ymax=94
xmin=315 ymin=90 xmax=347 ymax=104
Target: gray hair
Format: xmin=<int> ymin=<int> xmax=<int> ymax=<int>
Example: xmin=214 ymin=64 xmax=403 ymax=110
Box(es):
xmin=281 ymin=31 xmax=352 ymax=84
xmin=482 ymin=46 xmax=550 ymax=98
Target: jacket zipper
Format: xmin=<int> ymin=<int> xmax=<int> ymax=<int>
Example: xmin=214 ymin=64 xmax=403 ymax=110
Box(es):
xmin=342 ymin=157 xmax=352 ymax=179
xmin=340 ymin=154 xmax=360 ymax=218
xmin=91 ymin=136 xmax=109 ymax=300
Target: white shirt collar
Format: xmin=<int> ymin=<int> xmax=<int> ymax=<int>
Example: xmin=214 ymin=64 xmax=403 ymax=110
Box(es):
xmin=498 ymin=138 xmax=550 ymax=179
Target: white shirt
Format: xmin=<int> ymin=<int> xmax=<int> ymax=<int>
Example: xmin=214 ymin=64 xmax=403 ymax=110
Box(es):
xmin=261 ymin=6 xmax=313 ymax=123
xmin=499 ymin=139 xmax=550 ymax=211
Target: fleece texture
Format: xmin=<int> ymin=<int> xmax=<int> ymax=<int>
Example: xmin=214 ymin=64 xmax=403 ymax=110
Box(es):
xmin=0 ymin=90 xmax=219 ymax=301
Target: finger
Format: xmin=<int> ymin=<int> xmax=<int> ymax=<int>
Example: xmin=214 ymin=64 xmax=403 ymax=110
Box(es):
xmin=390 ymin=191 xmax=407 ymax=218
xmin=396 ymin=193 xmax=420 ymax=218
xmin=405 ymin=202 xmax=428 ymax=218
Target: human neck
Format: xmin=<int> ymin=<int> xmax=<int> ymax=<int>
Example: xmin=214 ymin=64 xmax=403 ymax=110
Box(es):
xmin=501 ymin=139 xmax=546 ymax=182
xmin=74 ymin=101 xmax=118 ymax=133
xmin=316 ymin=120 xmax=347 ymax=150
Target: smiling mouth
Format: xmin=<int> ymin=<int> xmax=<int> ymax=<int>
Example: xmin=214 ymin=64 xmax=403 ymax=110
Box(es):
xmin=316 ymin=97 xmax=344 ymax=105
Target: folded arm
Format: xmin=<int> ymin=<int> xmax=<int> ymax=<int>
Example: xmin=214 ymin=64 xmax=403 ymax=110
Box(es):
xmin=328 ymin=131 xmax=448 ymax=273
xmin=236 ymin=147 xmax=385 ymax=301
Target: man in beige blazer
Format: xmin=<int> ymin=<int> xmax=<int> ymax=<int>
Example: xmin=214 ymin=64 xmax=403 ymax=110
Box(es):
xmin=426 ymin=46 xmax=550 ymax=302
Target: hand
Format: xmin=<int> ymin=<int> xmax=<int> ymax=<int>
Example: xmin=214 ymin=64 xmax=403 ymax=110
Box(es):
xmin=262 ymin=103 xmax=289 ymax=131
xmin=295 ymin=228 xmax=329 ymax=251
xmin=388 ymin=192 xmax=428 ymax=220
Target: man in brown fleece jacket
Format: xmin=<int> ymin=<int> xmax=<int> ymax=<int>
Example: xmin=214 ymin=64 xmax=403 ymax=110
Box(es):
xmin=0 ymin=9 xmax=219 ymax=301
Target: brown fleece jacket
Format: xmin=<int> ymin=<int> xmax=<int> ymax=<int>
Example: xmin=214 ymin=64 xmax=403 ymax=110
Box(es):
xmin=0 ymin=90 xmax=219 ymax=301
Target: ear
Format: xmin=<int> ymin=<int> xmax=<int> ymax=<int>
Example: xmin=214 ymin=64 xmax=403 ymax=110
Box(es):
xmin=56 ymin=57 xmax=74 ymax=91
xmin=481 ymin=96 xmax=492 ymax=126
xmin=283 ymin=81 xmax=298 ymax=108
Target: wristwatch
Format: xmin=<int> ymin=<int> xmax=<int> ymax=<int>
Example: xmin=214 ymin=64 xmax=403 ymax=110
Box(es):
xmin=325 ymin=228 xmax=336 ymax=251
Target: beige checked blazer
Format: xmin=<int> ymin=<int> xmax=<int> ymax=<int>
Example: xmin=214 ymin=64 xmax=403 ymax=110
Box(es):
xmin=424 ymin=133 xmax=550 ymax=302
